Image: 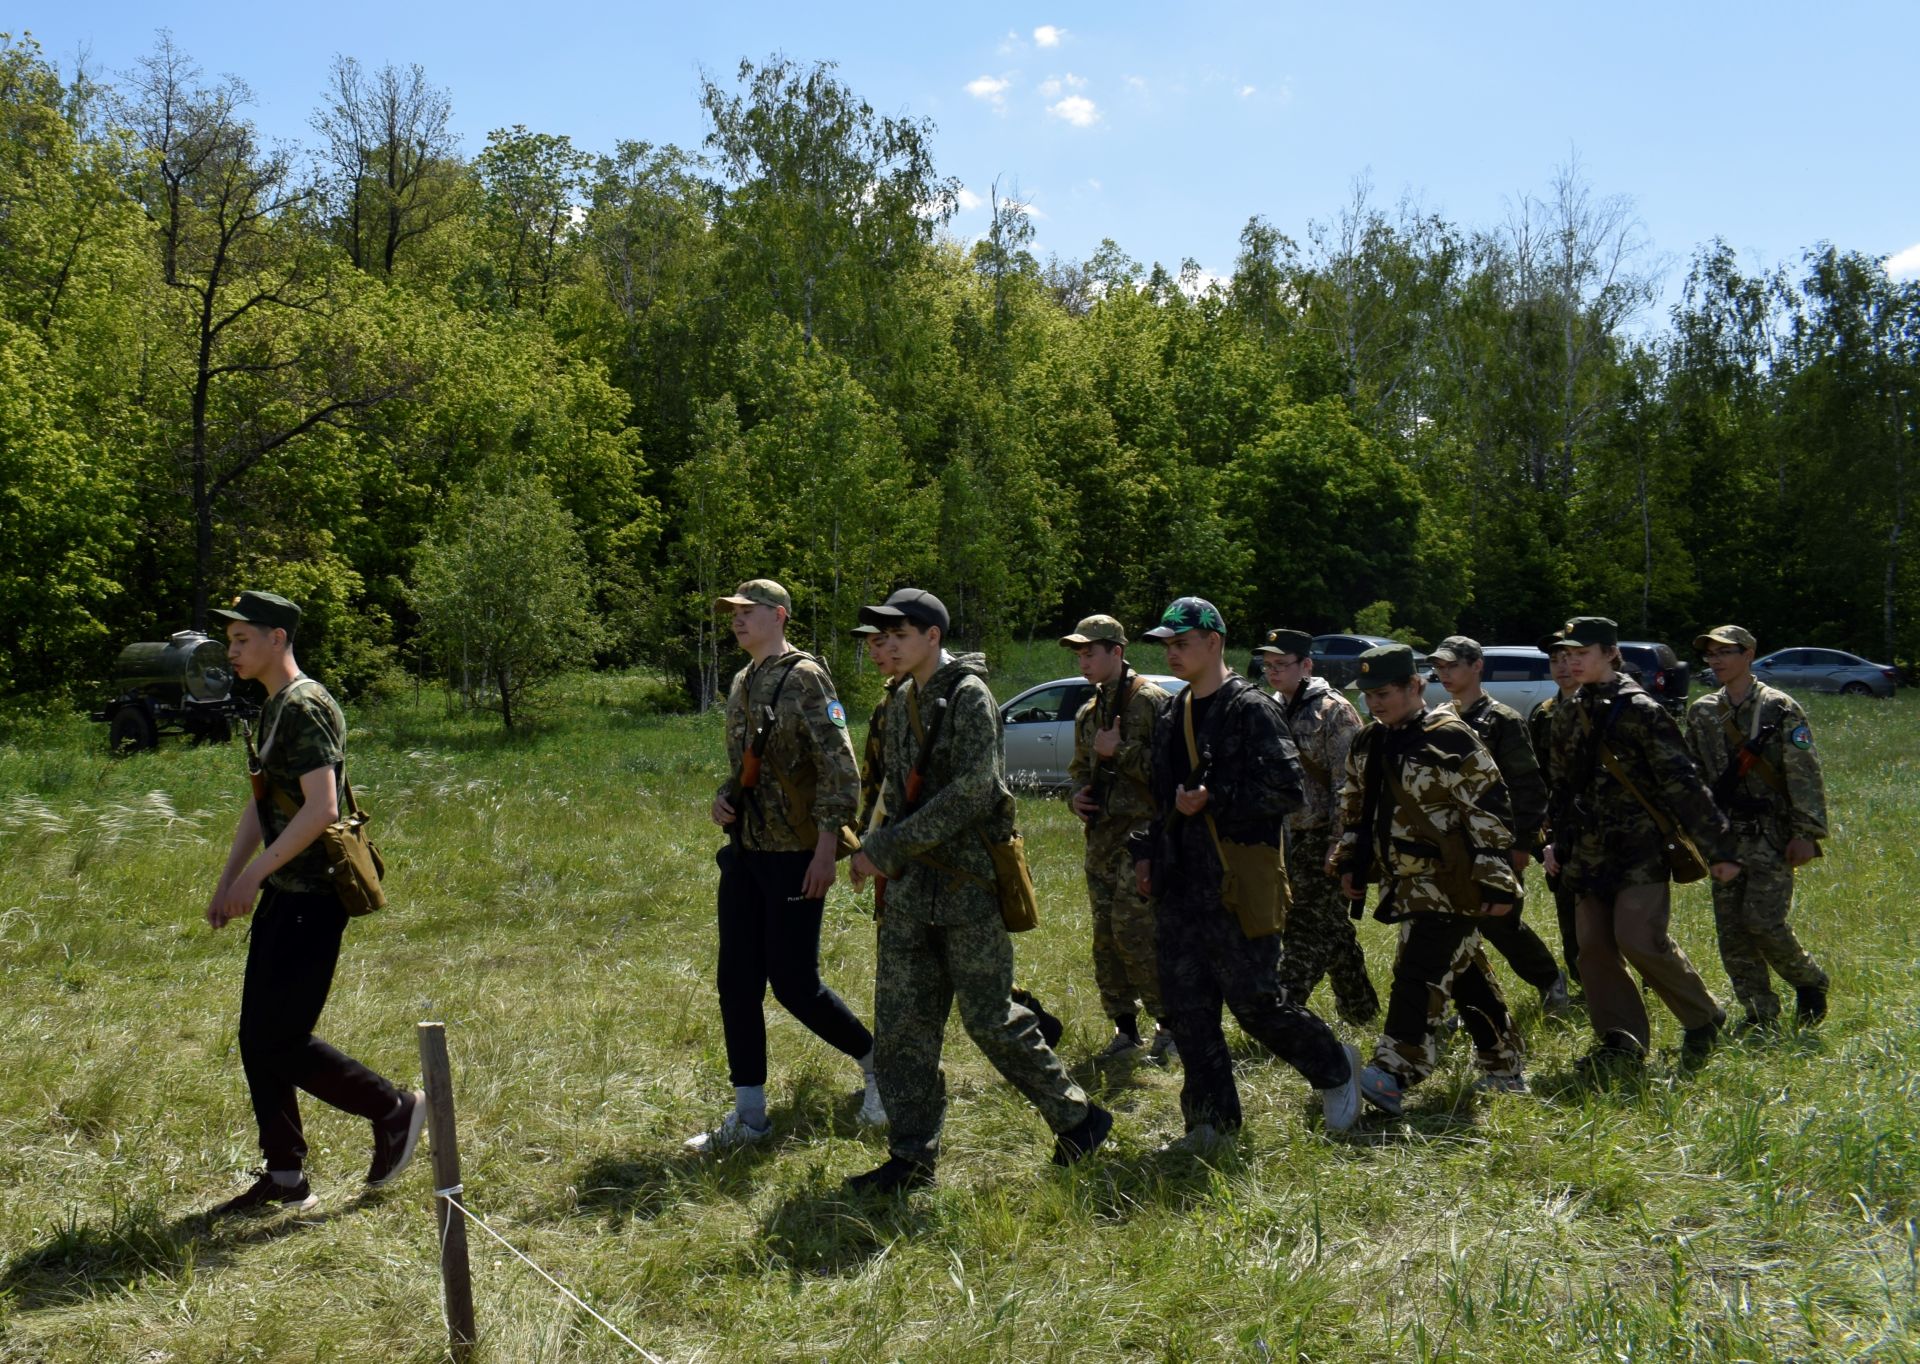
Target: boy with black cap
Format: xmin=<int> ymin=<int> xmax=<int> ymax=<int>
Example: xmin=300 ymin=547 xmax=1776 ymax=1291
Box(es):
xmin=1130 ymin=598 xmax=1359 ymax=1151
xmin=1252 ymin=627 xmax=1377 ymax=1026
xmin=1542 ymin=617 xmax=1740 ymax=1071
xmin=205 ymin=591 xmax=423 ymax=1214
xmin=691 ymin=578 xmax=881 ymax=1153
xmin=1431 ymin=634 xmax=1570 ymax=1017
xmin=1684 ymin=624 xmax=1831 ymax=1031
xmin=1062 ymin=613 xmax=1175 ymax=1063
xmin=1337 ymin=643 xmax=1529 ymax=1114
xmin=847 ymin=589 xmax=1109 ymax=1191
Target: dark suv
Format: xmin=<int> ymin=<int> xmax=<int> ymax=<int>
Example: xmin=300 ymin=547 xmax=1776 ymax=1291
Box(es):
xmin=1311 ymin=633 xmax=1429 ymax=689
xmin=1619 ymin=641 xmax=1689 ymax=713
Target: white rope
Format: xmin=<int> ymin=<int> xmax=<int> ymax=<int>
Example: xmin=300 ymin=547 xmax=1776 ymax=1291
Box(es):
xmin=437 ymin=1189 xmax=667 ymax=1363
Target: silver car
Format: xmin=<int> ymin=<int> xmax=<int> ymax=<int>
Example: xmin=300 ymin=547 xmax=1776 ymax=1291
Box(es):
xmin=1000 ymin=674 xmax=1187 ymax=788
xmin=1752 ymin=648 xmax=1898 ymax=697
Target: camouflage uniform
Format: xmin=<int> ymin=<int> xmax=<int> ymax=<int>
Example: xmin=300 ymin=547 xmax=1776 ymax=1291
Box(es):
xmin=1685 ymin=681 xmax=1829 ymax=1022
xmin=1133 ymin=676 xmax=1350 ymax=1133
xmin=1547 ymin=673 xmax=1731 ymax=1049
xmin=1337 ymin=706 xmax=1525 ymax=1085
xmin=856 ymin=679 xmax=899 ymax=834
xmin=1273 ymin=676 xmax=1377 ymax=1024
xmin=859 ymin=653 xmax=1090 ymax=1165
xmin=1452 ymin=693 xmax=1561 ymax=993
xmin=713 ymin=648 xmax=872 ymax=1088
xmin=1068 ymin=667 xmax=1169 ymax=1024
xmin=1529 ymin=692 xmax=1582 ymax=981
xmin=255 ymin=678 xmax=348 ymax=893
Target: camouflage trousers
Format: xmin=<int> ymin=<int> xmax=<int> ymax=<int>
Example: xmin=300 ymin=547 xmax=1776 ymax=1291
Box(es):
xmin=1711 ymin=862 xmax=1827 ymax=1021
xmin=1157 ymin=876 xmax=1348 ymax=1132
xmin=1085 ymin=828 xmax=1163 ymax=1022
xmin=1473 ymin=885 xmax=1562 ymax=992
xmin=1277 ymin=830 xmax=1379 ymax=1025
xmin=1544 ymin=867 xmax=1581 ymax=984
xmin=1374 ymin=914 xmax=1524 ymax=1085
xmin=874 ymin=908 xmax=1090 ymax=1165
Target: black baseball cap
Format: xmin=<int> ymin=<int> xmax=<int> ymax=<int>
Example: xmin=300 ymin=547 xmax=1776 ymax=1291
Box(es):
xmin=211 ymin=590 xmax=301 ymax=637
xmin=859 ymin=588 xmax=950 ymax=634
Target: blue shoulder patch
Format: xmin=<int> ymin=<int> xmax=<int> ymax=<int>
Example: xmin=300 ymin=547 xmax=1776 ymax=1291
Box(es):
xmin=1790 ymin=724 xmax=1813 ymax=750
xmin=827 ymin=699 xmax=848 ymax=729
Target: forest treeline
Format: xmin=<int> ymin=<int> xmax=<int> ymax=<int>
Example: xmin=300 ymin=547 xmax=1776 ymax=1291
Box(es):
xmin=2 ymin=33 xmax=1914 ymax=711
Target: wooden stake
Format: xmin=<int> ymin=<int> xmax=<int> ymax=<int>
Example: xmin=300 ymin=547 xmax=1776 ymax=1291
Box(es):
xmin=418 ymin=1021 xmax=477 ymax=1361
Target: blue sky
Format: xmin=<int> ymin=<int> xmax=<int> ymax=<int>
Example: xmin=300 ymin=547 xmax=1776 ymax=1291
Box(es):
xmin=18 ymin=2 xmax=1920 ymax=310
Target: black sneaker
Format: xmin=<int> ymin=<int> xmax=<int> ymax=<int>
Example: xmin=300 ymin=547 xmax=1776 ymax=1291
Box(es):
xmin=367 ymin=1088 xmax=427 ymax=1188
xmin=210 ymin=1171 xmax=317 ymax=1217
xmin=1576 ymin=1030 xmax=1646 ymax=1079
xmin=1680 ymin=1016 xmax=1723 ymax=1066
xmin=1795 ymin=984 xmax=1829 ymax=1025
xmin=1731 ymin=1012 xmax=1782 ymax=1039
xmin=844 ymin=1156 xmax=934 ymax=1195
xmin=1050 ymin=1104 xmax=1114 ymax=1167
xmin=1012 ymin=988 xmax=1065 ymax=1049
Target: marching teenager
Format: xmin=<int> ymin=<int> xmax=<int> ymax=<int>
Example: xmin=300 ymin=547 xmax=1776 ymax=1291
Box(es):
xmin=1131 ymin=598 xmax=1360 ymax=1153
xmin=848 ymin=589 xmax=1109 ymax=1192
xmin=205 ymin=591 xmax=422 ymax=1215
xmin=690 ymin=579 xmax=882 ymax=1153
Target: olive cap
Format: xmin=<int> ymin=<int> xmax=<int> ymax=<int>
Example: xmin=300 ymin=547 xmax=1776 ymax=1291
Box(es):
xmin=1142 ymin=596 xmax=1227 ymax=640
xmin=715 ymin=579 xmax=792 ymax=613
xmin=1430 ymin=635 xmax=1484 ymax=664
xmin=1550 ymin=616 xmax=1619 ymax=650
xmin=1535 ymin=629 xmax=1566 ymax=653
xmin=1694 ymin=624 xmax=1756 ymax=653
xmin=1252 ymin=627 xmax=1314 ymax=659
xmin=859 ymin=588 xmax=950 ymax=634
xmin=211 ymin=590 xmax=301 ymax=636
xmin=851 ymin=622 xmax=881 ymax=637
xmin=1355 ymin=643 xmax=1418 ymax=689
xmin=1060 ymin=614 xmax=1127 ymax=647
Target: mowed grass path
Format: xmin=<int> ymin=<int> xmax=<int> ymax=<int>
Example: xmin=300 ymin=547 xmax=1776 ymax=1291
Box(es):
xmin=1 ymin=667 xmax=1916 ymax=1363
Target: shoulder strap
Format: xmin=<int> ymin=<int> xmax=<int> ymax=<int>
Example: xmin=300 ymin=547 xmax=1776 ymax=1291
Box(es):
xmin=1720 ymin=707 xmax=1787 ymax=794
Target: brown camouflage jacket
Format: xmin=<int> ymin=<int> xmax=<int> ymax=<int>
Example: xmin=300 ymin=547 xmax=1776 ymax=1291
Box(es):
xmin=718 ymin=649 xmax=860 ymax=852
xmin=1278 ymin=676 xmax=1361 ymax=854
xmin=1068 ymin=666 xmax=1167 ymax=837
xmin=1453 ymin=692 xmax=1548 ymax=855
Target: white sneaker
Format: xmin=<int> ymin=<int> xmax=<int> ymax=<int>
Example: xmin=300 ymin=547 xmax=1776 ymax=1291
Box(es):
xmin=1146 ymin=1027 xmax=1180 ymax=1066
xmin=1156 ymin=1122 xmax=1231 ymax=1156
xmin=857 ymin=1076 xmax=888 ymax=1127
xmin=683 ymin=1110 xmax=770 ymax=1155
xmin=1096 ymin=1030 xmax=1146 ymax=1063
xmin=1319 ymin=1044 xmax=1363 ymax=1133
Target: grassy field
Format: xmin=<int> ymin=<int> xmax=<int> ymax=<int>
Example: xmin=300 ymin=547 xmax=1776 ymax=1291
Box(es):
xmin=1 ymin=655 xmax=1917 ymax=1363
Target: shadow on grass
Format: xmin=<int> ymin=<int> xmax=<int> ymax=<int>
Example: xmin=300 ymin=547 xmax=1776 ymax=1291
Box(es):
xmin=756 ymin=1185 xmax=935 ymax=1278
xmin=0 ymin=1189 xmax=380 ymax=1312
xmin=572 ymin=1141 xmax=782 ymax=1224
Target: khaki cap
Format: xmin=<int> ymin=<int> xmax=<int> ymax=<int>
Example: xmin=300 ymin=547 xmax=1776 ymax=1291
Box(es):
xmin=1060 ymin=614 xmax=1127 ymax=647
xmin=715 ymin=579 xmax=792 ymax=613
xmin=1694 ymin=624 xmax=1756 ymax=653
xmin=1430 ymin=635 xmax=1483 ymax=664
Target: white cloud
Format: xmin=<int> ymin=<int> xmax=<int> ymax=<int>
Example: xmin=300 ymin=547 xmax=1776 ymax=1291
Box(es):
xmin=1240 ymin=84 xmax=1256 ymax=98
xmin=1039 ymin=71 xmax=1086 ymax=97
xmin=1047 ymin=94 xmax=1100 ymax=127
xmin=1888 ymin=241 xmax=1920 ymax=279
xmin=957 ymin=187 xmax=985 ymax=211
xmin=1086 ymin=178 xmax=1102 ymax=191
xmin=1033 ymin=24 xmax=1064 ymax=47
xmin=1125 ymin=74 xmax=1148 ymax=93
xmin=964 ymin=74 xmax=1011 ymax=109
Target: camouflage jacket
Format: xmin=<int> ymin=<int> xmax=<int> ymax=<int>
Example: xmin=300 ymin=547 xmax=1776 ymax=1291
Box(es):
xmin=1547 ymin=672 xmax=1733 ymax=893
xmin=718 ymin=649 xmax=860 ymax=853
xmin=1453 ymin=692 xmax=1548 ymax=855
xmin=1278 ymin=677 xmax=1361 ymax=849
xmin=1336 ymin=706 xmax=1519 ymax=918
xmin=859 ymin=653 xmax=1015 ymax=926
xmin=856 ymin=679 xmax=901 ymax=834
xmin=1684 ymin=680 xmax=1828 ymax=857
xmin=1131 ymin=675 xmax=1304 ymax=891
xmin=255 ymin=676 xmax=348 ymax=894
xmin=1068 ymin=666 xmax=1167 ymax=837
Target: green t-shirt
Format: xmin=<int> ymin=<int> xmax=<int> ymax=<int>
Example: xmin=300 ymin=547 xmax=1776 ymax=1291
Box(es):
xmin=257 ymin=677 xmax=347 ymax=893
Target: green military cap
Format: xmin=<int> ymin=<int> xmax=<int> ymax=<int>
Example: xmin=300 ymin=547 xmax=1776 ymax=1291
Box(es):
xmin=1693 ymin=623 xmax=1756 ymax=653
xmin=715 ymin=578 xmax=792 ymax=613
xmin=1059 ymin=614 xmax=1127 ymax=647
xmin=1354 ymin=643 xmax=1418 ymax=688
xmin=1252 ymin=627 xmax=1313 ymax=659
xmin=1535 ymin=628 xmax=1565 ymax=652
xmin=1430 ymin=635 xmax=1483 ymax=664
xmin=1142 ymin=596 xmax=1226 ymax=640
xmin=1550 ymin=616 xmax=1618 ymax=649
xmin=211 ymin=590 xmax=301 ymax=636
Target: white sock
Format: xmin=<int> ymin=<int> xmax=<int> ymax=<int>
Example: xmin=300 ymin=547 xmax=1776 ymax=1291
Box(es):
xmin=269 ymin=1168 xmax=303 ymax=1188
xmin=856 ymin=1049 xmax=877 ymax=1079
xmin=733 ymin=1085 xmax=768 ymax=1128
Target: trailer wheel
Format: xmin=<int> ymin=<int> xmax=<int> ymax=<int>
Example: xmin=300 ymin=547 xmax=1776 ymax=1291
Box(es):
xmin=108 ymin=704 xmax=158 ymax=755
xmin=189 ymin=715 xmax=233 ymax=745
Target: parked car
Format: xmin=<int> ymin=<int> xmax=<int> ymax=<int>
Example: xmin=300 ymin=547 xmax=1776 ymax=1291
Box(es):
xmin=1000 ymin=674 xmax=1186 ymax=788
xmin=1311 ymin=634 xmax=1430 ymax=689
xmin=1420 ymin=646 xmax=1557 ymax=718
xmin=1619 ymin=641 xmax=1690 ymax=713
xmin=1753 ymin=647 xmax=1898 ymax=697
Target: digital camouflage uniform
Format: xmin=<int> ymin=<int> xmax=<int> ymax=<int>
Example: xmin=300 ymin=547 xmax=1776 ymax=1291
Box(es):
xmin=718 ymin=649 xmax=861 ymax=852
xmin=859 ymin=653 xmax=1090 ymax=1165
xmin=1685 ymin=681 xmax=1830 ymax=1022
xmin=1547 ymin=672 xmax=1732 ymax=1049
xmin=1133 ymin=676 xmax=1349 ymax=1133
xmin=1529 ymin=691 xmax=1582 ymax=980
xmin=1274 ymin=676 xmax=1377 ymax=1024
xmin=1068 ymin=667 xmax=1169 ymax=1024
xmin=856 ymin=679 xmax=900 ymax=834
xmin=1452 ymin=692 xmax=1562 ymax=993
xmin=1338 ymin=706 xmax=1525 ymax=1085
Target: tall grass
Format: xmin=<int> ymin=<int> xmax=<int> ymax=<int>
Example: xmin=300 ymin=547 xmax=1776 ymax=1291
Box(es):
xmin=1 ymin=675 xmax=1914 ymax=1361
